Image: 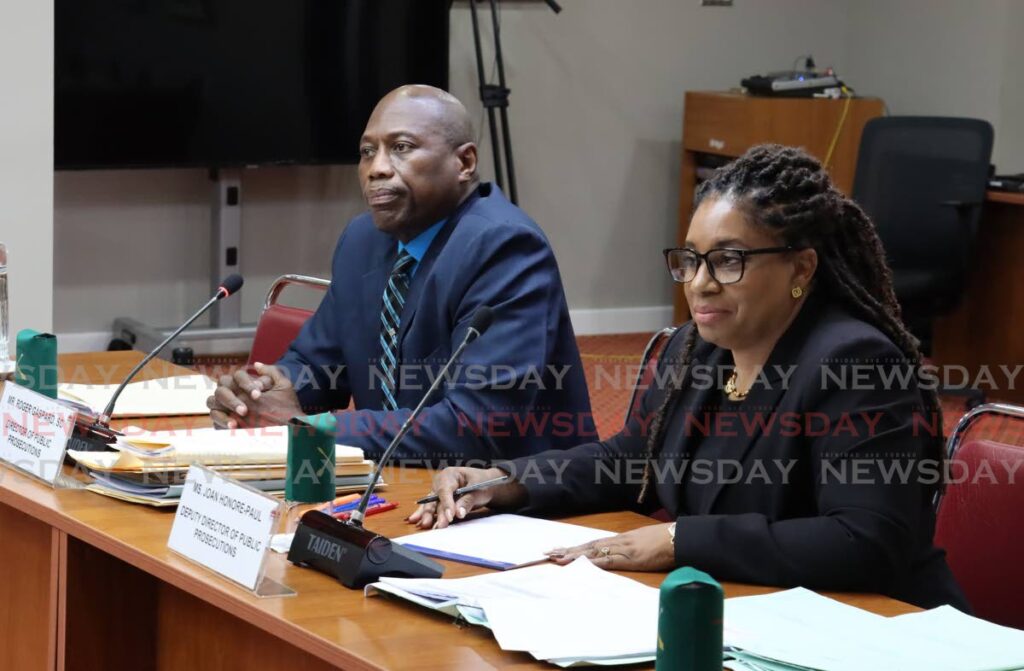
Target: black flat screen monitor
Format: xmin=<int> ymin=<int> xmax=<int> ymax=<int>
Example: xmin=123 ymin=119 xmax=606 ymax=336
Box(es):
xmin=55 ymin=0 xmax=450 ymax=169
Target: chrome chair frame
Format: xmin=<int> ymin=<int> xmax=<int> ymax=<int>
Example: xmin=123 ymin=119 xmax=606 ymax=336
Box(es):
xmin=262 ymin=274 xmax=330 ymax=313
xmin=935 ymin=402 xmax=1024 ymax=510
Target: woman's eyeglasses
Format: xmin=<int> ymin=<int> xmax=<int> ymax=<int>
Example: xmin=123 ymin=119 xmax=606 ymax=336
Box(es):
xmin=662 ymin=246 xmax=800 ymax=285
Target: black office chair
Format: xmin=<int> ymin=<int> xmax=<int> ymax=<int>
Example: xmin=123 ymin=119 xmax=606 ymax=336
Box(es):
xmin=852 ymin=117 xmax=993 ymax=405
xmin=852 ymin=117 xmax=993 ymax=408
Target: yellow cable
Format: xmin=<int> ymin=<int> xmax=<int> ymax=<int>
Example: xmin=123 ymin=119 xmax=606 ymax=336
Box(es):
xmin=823 ymin=86 xmax=853 ymax=170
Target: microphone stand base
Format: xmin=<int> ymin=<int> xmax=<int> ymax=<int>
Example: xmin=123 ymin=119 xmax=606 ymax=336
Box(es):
xmin=287 ymin=511 xmax=444 ymax=589
xmin=67 ymin=427 xmax=116 ymax=453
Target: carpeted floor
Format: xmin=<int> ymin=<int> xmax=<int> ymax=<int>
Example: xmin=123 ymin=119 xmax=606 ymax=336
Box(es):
xmin=575 ymin=333 xmax=654 ymax=439
xmin=192 ymin=333 xmax=1020 ymax=446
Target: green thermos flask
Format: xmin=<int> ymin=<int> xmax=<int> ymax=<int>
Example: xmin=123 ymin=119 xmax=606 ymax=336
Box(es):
xmin=655 ymin=566 xmax=723 ymax=670
xmin=15 ymin=329 xmax=58 ymax=399
xmin=282 ymin=413 xmax=337 ymax=533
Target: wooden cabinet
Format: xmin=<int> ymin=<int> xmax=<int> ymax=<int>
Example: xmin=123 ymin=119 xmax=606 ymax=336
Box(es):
xmin=674 ymin=91 xmax=885 ymax=323
xmin=933 ymin=192 xmax=1024 ymax=404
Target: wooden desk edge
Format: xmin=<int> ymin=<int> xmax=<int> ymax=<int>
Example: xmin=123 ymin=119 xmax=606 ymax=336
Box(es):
xmin=2 ymin=351 xmax=923 ymax=669
xmin=0 ymin=469 xmax=385 ymax=671
xmin=986 ymin=190 xmax=1024 ymax=206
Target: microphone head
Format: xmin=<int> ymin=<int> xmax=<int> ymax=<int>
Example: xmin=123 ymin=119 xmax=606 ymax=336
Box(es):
xmin=467 ymin=306 xmax=494 ymax=339
xmin=218 ymin=274 xmax=244 ymax=298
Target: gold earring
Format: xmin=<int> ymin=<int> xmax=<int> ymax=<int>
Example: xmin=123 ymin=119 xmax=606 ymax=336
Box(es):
xmin=791 ymin=286 xmax=803 ymax=299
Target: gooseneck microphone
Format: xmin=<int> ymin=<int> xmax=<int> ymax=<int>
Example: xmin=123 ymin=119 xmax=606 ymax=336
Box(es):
xmin=288 ymin=306 xmax=494 ymax=588
xmin=97 ymin=274 xmax=244 ymax=425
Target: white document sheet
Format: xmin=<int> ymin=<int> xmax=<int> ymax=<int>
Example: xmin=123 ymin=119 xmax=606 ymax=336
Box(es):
xmin=391 ymin=513 xmax=616 ymax=569
xmin=70 ymin=425 xmax=364 ymax=471
xmin=480 ymin=558 xmax=659 ymax=660
xmin=725 ymin=587 xmax=1024 ymax=671
xmin=59 ymin=374 xmax=215 ymax=417
xmin=886 ymin=606 xmax=1024 ymax=671
xmin=377 ymin=560 xmax=571 ymax=606
xmin=372 ymin=558 xmax=658 ymax=664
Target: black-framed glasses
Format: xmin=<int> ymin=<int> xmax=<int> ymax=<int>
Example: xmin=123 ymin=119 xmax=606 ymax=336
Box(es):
xmin=662 ymin=246 xmax=800 ymax=285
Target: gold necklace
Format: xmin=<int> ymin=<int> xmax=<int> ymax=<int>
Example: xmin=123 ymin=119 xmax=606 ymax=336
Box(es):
xmin=724 ymin=371 xmax=748 ymax=401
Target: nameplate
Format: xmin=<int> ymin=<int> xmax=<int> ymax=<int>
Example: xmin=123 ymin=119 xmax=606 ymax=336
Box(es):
xmin=0 ymin=382 xmax=77 ymax=485
xmin=168 ymin=465 xmax=283 ymax=593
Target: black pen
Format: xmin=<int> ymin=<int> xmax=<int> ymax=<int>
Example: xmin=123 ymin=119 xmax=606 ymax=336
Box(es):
xmin=416 ymin=475 xmax=510 ymax=505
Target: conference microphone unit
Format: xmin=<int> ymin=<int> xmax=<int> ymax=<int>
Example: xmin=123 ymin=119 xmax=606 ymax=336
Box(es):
xmin=288 ymin=306 xmax=495 ymax=589
xmin=66 ymin=274 xmax=244 ymax=452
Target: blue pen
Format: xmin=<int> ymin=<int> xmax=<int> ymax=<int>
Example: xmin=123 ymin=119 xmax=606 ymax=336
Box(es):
xmin=332 ymin=496 xmax=384 ymax=514
xmin=335 ymin=497 xmax=384 ymax=513
xmin=332 ymin=499 xmax=378 ymax=514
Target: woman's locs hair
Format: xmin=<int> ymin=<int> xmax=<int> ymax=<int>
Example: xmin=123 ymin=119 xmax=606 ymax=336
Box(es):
xmin=636 ymin=144 xmax=944 ymax=503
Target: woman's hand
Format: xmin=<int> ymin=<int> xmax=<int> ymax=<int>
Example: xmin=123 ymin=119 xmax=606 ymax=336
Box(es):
xmin=407 ymin=466 xmax=527 ymax=530
xmin=546 ymin=523 xmax=677 ymax=572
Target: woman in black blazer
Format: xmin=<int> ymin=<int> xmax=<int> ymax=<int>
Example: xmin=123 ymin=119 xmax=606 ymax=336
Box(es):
xmin=408 ymin=144 xmax=967 ymax=610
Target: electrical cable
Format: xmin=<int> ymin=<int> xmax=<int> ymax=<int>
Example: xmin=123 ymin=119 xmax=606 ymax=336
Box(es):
xmin=823 ymin=86 xmax=853 ymax=170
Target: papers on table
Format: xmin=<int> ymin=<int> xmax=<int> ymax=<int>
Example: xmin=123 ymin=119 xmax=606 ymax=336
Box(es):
xmin=365 ymin=550 xmax=1024 ymax=669
xmin=69 ymin=426 xmax=379 ymax=507
xmin=72 ymin=425 xmax=366 ymax=471
xmin=59 ymin=374 xmax=215 ymax=417
xmin=270 ymin=533 xmax=296 ymax=554
xmin=367 ymin=557 xmax=658 ymax=666
xmin=724 ymin=587 xmax=1024 ymax=671
xmin=391 ymin=514 xmax=616 ymax=569
xmin=885 ymin=607 xmax=1024 ymax=671
xmin=84 ymin=482 xmax=184 ymax=507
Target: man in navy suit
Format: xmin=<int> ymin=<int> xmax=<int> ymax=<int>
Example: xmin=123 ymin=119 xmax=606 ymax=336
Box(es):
xmin=208 ymin=85 xmax=593 ymax=462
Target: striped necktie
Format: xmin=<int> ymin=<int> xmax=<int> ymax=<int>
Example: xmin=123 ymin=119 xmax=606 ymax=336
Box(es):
xmin=379 ymin=250 xmax=416 ymax=411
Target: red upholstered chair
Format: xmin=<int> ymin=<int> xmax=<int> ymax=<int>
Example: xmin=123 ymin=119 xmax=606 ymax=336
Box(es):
xmin=247 ymin=274 xmax=330 ymax=366
xmin=934 ymin=403 xmax=1024 ymax=628
xmin=623 ymin=327 xmax=676 ymax=429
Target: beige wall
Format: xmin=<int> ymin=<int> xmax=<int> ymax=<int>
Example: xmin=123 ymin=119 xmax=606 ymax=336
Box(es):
xmin=844 ymin=0 xmax=1022 ymax=172
xmin=995 ymin=0 xmax=1024 ymax=173
xmin=54 ymin=166 xmax=364 ymax=337
xmin=448 ymin=0 xmax=849 ymax=313
xmin=1 ymin=2 xmax=54 ymax=339
xmin=48 ymin=0 xmax=1024 ymax=344
xmin=53 ymin=0 xmax=850 ymax=340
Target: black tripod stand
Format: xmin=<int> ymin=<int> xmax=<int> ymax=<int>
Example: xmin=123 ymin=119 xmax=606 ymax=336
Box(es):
xmin=466 ymin=0 xmax=561 ymax=205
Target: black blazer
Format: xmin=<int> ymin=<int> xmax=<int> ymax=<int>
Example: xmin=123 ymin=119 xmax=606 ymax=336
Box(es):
xmin=504 ymin=295 xmax=968 ymax=610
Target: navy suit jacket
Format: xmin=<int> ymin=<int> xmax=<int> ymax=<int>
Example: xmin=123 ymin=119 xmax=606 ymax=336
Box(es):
xmin=502 ymin=294 xmax=968 ymax=610
xmin=277 ymin=183 xmax=594 ymax=462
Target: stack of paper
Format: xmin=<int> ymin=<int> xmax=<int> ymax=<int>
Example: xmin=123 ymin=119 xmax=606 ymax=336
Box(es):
xmin=59 ymin=374 xmax=215 ymax=417
xmin=367 ymin=557 xmax=658 ymax=667
xmin=723 ymin=588 xmax=1024 ymax=671
xmin=367 ymin=520 xmax=1024 ymax=670
xmin=391 ymin=514 xmax=616 ymax=569
xmin=70 ymin=426 xmax=381 ymax=507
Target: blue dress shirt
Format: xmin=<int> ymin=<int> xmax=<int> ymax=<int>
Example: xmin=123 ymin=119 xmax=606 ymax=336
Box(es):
xmin=398 ymin=220 xmax=445 ymax=277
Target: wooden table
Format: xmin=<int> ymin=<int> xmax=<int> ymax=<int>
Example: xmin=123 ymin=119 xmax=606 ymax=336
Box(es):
xmin=0 ymin=352 xmax=919 ymax=670
xmin=933 ymin=190 xmax=1024 ymax=403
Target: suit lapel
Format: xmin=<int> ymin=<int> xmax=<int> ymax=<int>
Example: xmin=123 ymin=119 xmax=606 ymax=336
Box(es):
xmin=696 ymin=365 xmax=788 ymax=515
xmin=652 ymin=342 xmax=722 ymax=517
xmin=395 ymin=185 xmax=486 ymax=350
xmin=696 ymin=293 xmax=826 ymax=515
